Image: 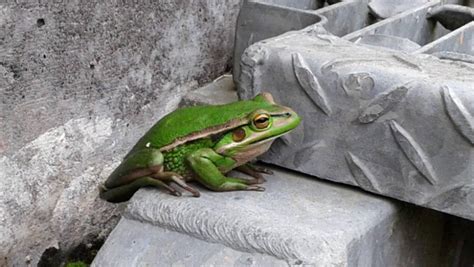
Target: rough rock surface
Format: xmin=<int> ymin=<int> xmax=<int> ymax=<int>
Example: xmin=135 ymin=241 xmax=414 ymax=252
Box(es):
xmin=0 ymin=1 xmax=241 ymax=266
xmin=93 ymin=167 xmax=447 ymax=266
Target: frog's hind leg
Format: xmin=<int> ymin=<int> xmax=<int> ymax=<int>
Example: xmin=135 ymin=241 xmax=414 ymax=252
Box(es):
xmin=100 ymin=177 xmax=181 ymax=203
xmin=101 ymin=148 xmax=199 ymax=203
xmin=152 ymin=172 xmax=200 ymax=197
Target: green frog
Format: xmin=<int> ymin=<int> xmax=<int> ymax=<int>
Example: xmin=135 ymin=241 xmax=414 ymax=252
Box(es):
xmin=100 ymin=92 xmax=301 ymax=202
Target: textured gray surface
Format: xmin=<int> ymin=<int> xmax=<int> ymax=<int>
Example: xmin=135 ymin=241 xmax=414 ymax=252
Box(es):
xmin=0 ymin=1 xmax=241 ymax=266
xmin=232 ymin=1 xmax=322 ymax=84
xmin=235 ymin=0 xmax=474 ymax=220
xmin=232 ymin=0 xmax=470 ymax=84
xmin=415 ymin=21 xmax=474 ymax=55
xmin=92 ymin=218 xmax=288 ymax=267
xmin=94 ymin=166 xmax=447 ymax=266
xmin=343 ymin=1 xmax=449 ymax=45
xmin=427 ymin=4 xmax=474 ymax=30
xmin=368 ymin=0 xmax=430 ymax=19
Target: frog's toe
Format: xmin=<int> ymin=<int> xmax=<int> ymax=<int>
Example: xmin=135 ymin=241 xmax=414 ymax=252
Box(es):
xmin=98 ymin=183 xmax=108 ymax=193
xmin=245 ymin=185 xmax=265 ymax=191
xmin=187 ymin=187 xmax=201 ymax=197
xmin=255 ymin=166 xmax=274 ymax=175
xmin=245 ymin=177 xmax=266 ymax=185
xmin=262 ymin=169 xmax=273 ymax=175
xmin=152 ymin=179 xmax=183 ymax=197
xmin=235 ymin=164 xmax=271 ymax=181
xmin=177 ymin=182 xmax=201 ymax=197
xmin=167 ymin=187 xmax=183 ymax=197
xmin=168 ymin=175 xmax=201 ymax=197
xmin=190 ymin=189 xmax=201 ymax=197
xmin=248 ymin=172 xmax=266 ymax=182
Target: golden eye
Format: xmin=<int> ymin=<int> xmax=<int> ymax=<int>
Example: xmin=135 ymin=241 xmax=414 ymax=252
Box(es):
xmin=232 ymin=128 xmax=246 ymax=142
xmin=253 ymin=114 xmax=270 ymax=129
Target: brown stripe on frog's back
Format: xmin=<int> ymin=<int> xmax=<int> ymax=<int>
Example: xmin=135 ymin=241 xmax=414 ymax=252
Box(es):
xmin=159 ymin=117 xmax=248 ymax=152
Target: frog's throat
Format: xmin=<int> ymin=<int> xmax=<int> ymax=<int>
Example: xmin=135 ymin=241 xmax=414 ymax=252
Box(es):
xmin=159 ymin=117 xmax=248 ymax=152
xmin=230 ymin=139 xmax=275 ymax=168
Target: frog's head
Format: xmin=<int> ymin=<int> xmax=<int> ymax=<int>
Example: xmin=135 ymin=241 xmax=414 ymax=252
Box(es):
xmin=214 ymin=92 xmax=301 ymax=159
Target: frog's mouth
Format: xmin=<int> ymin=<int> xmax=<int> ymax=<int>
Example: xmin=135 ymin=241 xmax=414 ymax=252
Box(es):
xmin=248 ymin=131 xmax=288 ymax=146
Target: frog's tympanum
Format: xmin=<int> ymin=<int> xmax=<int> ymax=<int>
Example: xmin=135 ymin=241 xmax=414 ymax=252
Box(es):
xmin=100 ymin=92 xmax=301 ymax=202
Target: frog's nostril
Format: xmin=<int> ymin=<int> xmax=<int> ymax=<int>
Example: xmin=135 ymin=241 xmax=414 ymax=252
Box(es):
xmin=285 ymin=112 xmax=291 ymax=117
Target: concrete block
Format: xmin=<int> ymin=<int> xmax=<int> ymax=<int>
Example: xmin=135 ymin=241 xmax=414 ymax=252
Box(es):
xmin=0 ymin=1 xmax=241 ymax=266
xmin=234 ymin=0 xmax=474 ymax=220
xmin=93 ymin=167 xmax=447 ymax=266
xmin=237 ymin=27 xmax=474 ymax=221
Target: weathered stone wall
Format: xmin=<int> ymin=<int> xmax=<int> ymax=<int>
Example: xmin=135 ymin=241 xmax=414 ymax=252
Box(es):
xmin=0 ymin=1 xmax=241 ymax=265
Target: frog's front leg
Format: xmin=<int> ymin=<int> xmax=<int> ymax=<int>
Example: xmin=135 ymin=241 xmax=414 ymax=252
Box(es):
xmin=187 ymin=148 xmax=265 ymax=192
xmin=235 ymin=163 xmax=274 ymax=183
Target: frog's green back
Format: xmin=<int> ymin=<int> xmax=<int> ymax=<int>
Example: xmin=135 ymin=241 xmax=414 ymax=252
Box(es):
xmin=131 ymin=97 xmax=280 ymax=152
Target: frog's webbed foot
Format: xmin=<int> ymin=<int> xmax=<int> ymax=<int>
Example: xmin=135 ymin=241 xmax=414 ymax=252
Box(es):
xmin=152 ymin=172 xmax=201 ymax=197
xmin=99 ymin=176 xmax=182 ymax=203
xmin=235 ymin=163 xmax=273 ymax=184
xmin=208 ymin=176 xmax=266 ymax=192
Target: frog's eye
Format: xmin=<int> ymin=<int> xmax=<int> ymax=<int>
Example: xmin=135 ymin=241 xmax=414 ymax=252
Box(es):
xmin=232 ymin=128 xmax=246 ymax=142
xmin=253 ymin=114 xmax=270 ymax=129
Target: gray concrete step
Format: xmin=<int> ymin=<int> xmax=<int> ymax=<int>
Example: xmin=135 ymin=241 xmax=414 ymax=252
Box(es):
xmin=92 ymin=218 xmax=289 ymax=267
xmin=93 ymin=166 xmax=447 ymax=266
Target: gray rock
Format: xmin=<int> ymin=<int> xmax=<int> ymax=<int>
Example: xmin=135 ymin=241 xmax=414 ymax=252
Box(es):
xmin=93 ymin=167 xmax=448 ymax=266
xmin=0 ymin=1 xmax=241 ymax=266
xmin=179 ymin=74 xmax=237 ymax=107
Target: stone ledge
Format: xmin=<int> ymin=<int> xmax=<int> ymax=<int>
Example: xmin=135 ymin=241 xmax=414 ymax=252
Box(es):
xmin=92 ymin=217 xmax=288 ymax=267
xmin=93 ymin=166 xmax=446 ymax=266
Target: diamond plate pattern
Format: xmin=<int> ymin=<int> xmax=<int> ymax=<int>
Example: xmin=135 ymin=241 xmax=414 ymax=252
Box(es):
xmin=237 ymin=27 xmax=474 ymax=220
xmin=389 ymin=120 xmax=438 ymax=185
xmin=235 ymin=0 xmax=474 ymax=220
xmin=292 ymin=53 xmax=332 ymax=115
